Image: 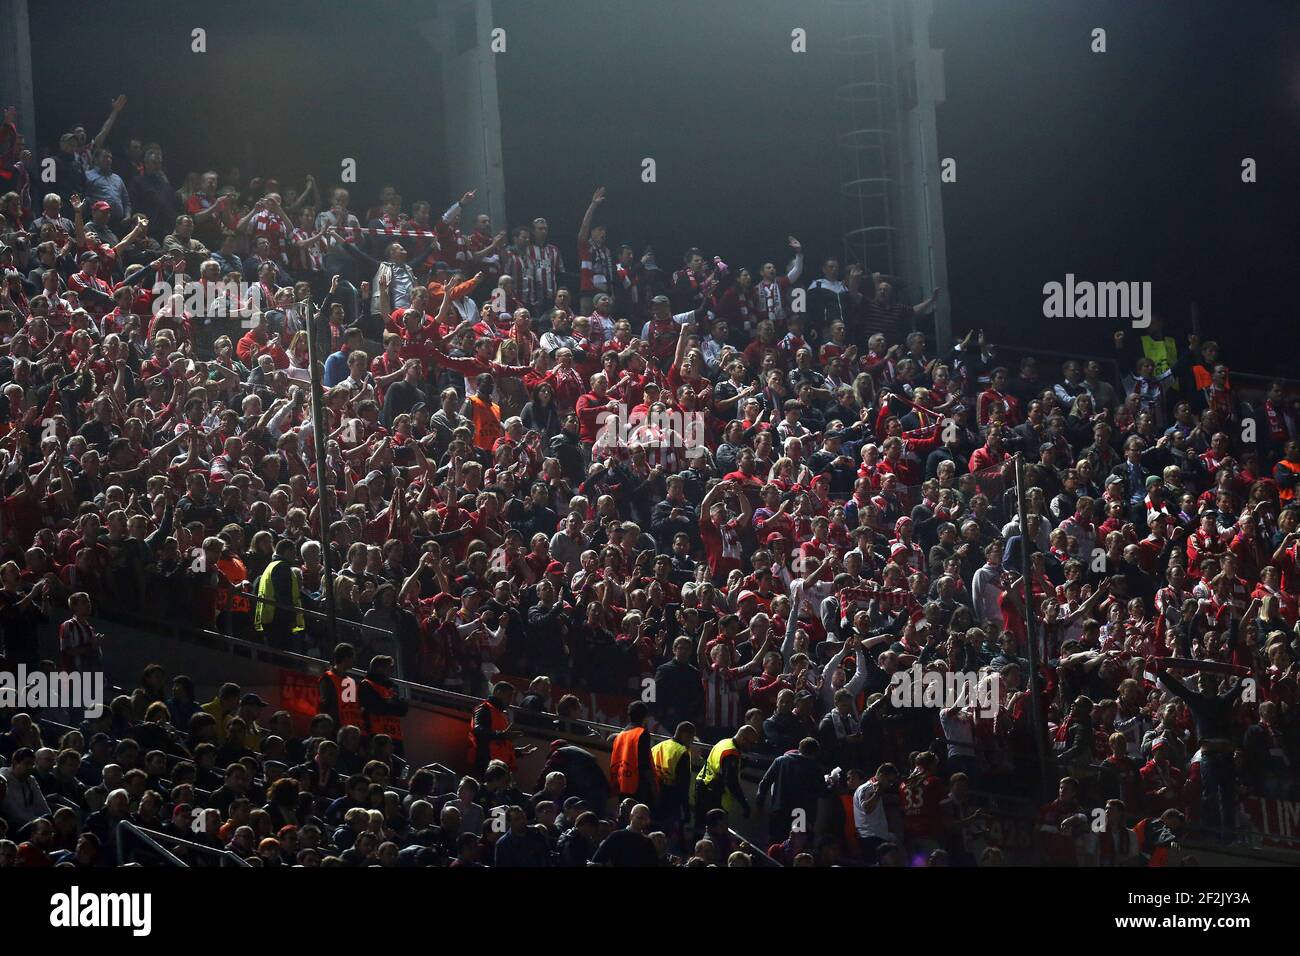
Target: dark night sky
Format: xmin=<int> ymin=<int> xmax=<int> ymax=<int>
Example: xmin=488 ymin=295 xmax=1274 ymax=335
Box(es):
xmin=23 ymin=0 xmax=1300 ymax=374
xmin=933 ymin=0 xmax=1300 ymax=373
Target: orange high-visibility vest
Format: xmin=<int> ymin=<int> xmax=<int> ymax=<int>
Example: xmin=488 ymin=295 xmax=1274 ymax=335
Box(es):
xmin=324 ymin=669 xmax=363 ymax=729
xmin=609 ymin=726 xmax=652 ymax=797
xmin=1278 ymin=461 xmax=1300 ymax=502
xmin=1192 ymin=364 xmax=1228 ymax=391
xmin=467 ymin=395 xmax=502 ymax=451
xmin=361 ymin=678 xmax=403 ymax=741
xmin=468 ymin=698 xmax=516 ymax=768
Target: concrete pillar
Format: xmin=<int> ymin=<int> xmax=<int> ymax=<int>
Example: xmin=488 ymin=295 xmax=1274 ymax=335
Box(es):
xmin=897 ymin=0 xmax=952 ymax=351
xmin=0 ymin=0 xmax=36 ymax=149
xmin=417 ymin=0 xmax=507 ymax=234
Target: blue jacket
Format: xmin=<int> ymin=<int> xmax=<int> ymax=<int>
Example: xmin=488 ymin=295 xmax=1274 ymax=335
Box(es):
xmin=323 ymin=350 xmax=350 ymax=387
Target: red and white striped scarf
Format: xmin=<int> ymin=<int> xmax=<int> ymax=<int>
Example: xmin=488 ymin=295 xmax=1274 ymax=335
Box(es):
xmin=616 ymin=262 xmax=641 ymax=307
xmin=527 ymin=244 xmax=563 ymax=302
xmin=341 ymin=225 xmax=440 ymax=241
xmin=579 ymin=239 xmax=613 ymax=293
xmin=756 ymin=277 xmax=787 ymax=323
xmin=506 ymin=248 xmax=534 ymax=306
xmin=292 ymin=227 xmax=323 ymax=272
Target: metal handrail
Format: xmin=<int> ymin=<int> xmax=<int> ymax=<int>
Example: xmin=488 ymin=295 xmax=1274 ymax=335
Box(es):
xmin=93 ymin=611 xmax=773 ymax=779
xmin=983 ymin=340 xmax=1125 ymax=394
xmin=116 ymin=819 xmax=187 ymax=867
xmin=220 ymin=588 xmax=397 ymax=639
xmin=729 ymin=828 xmax=784 ymax=867
xmin=985 ymin=339 xmax=1300 ymax=396
xmin=94 ymin=611 xmax=620 ymax=733
xmin=118 ymin=820 xmax=251 ymax=867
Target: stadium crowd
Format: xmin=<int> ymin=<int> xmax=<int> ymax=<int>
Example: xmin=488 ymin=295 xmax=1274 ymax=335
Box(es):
xmin=1 ymin=98 xmax=1300 ymax=867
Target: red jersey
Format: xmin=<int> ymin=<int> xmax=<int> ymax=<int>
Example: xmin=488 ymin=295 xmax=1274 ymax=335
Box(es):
xmin=900 ymin=773 xmax=946 ymax=841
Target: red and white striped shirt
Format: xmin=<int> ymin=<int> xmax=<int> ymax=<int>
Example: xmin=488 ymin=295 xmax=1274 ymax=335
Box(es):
xmin=578 ymin=238 xmax=613 ymax=294
xmin=59 ymin=617 xmax=99 ymax=668
xmin=505 ymin=247 xmax=534 ymax=306
xmin=703 ymin=657 xmax=760 ymax=731
xmin=525 ymin=243 xmax=564 ymax=305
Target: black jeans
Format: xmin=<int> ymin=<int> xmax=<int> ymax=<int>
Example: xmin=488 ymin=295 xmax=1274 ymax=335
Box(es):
xmin=767 ymin=809 xmax=793 ymax=845
xmin=1199 ymin=751 xmax=1237 ymax=841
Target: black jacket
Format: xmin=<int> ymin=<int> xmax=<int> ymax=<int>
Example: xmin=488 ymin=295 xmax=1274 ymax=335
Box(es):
xmin=651 ymin=658 xmax=704 ymax=730
xmin=548 ymin=431 xmax=586 ymax=487
xmin=556 ymin=826 xmax=597 ymax=867
xmin=757 ymin=751 xmax=828 ymax=815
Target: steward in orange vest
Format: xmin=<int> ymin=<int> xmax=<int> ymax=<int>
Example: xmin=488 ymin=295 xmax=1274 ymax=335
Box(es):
xmin=469 ymin=680 xmax=521 ymax=777
xmin=609 ymin=701 xmax=657 ymax=804
xmin=1274 ymin=441 xmax=1300 ymax=502
xmin=318 ymin=643 xmax=364 ymax=731
xmin=358 ymin=655 xmax=408 ymax=755
xmin=464 ymin=372 xmax=503 ymax=451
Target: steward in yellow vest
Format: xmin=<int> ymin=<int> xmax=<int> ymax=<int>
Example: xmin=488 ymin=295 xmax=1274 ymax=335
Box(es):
xmin=651 ymin=721 xmax=697 ymax=826
xmin=254 ymin=540 xmax=305 ymax=649
xmin=695 ymin=724 xmax=759 ymax=828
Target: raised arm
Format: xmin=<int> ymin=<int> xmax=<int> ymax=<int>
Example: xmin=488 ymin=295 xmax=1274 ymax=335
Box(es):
xmin=90 ymin=95 xmax=127 ymax=153
xmin=912 ymin=288 xmax=941 ymax=316
xmin=781 ymin=580 xmax=804 ymax=662
xmin=734 ymin=481 xmax=753 ymax=528
xmin=698 ymin=619 xmax=716 ymax=673
xmin=190 ymin=195 xmax=226 ymax=226
xmin=785 ymin=237 xmax=803 ymax=283
xmin=285 ymin=175 xmax=317 ymax=213
xmin=443 ymin=189 xmax=475 ymax=224
xmin=112 ymin=217 xmax=149 ymax=257
xmin=577 ymin=187 xmax=605 ymax=243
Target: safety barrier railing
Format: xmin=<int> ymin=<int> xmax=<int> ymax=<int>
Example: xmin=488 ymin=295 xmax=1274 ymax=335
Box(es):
xmin=116 ymin=819 xmax=250 ymax=867
xmin=91 ymin=610 xmax=779 ymax=787
xmin=729 ymin=828 xmax=784 ymax=867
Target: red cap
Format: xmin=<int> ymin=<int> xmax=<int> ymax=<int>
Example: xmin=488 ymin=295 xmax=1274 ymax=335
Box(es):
xmin=546 ymin=561 xmax=565 ymax=575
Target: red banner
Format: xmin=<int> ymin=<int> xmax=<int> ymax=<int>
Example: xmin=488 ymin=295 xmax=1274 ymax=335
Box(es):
xmin=1240 ymin=797 xmax=1300 ymax=849
xmin=279 ymin=669 xmax=320 ymax=723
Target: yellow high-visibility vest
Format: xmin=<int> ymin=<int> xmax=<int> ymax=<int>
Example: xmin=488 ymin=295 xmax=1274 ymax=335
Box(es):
xmin=652 ymin=738 xmax=693 ymax=794
xmin=697 ymin=737 xmax=743 ymax=818
xmin=255 ymin=560 xmax=304 ymax=633
xmin=1140 ymin=335 xmax=1178 ymax=380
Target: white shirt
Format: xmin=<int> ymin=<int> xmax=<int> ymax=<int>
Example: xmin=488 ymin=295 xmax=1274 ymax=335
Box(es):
xmin=939 ymin=708 xmax=977 ymax=760
xmin=853 ymin=779 xmax=895 ymax=841
xmin=970 ymin=563 xmax=1005 ymax=628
